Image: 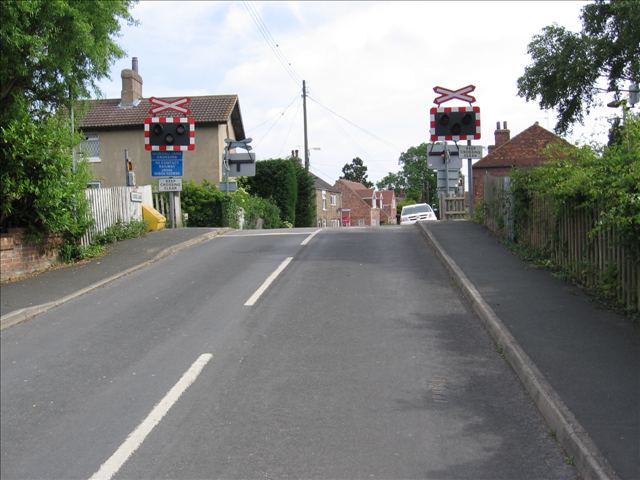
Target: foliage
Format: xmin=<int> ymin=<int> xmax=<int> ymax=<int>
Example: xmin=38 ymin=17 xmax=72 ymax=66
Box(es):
xmin=230 ymin=188 xmax=281 ymax=229
xmin=517 ymin=0 xmax=640 ymax=134
xmin=181 ymin=180 xmax=238 ymax=228
xmin=292 ymin=162 xmax=316 ymax=227
xmin=92 ymin=219 xmax=147 ymax=245
xmin=376 ymin=172 xmax=406 ymax=196
xmin=398 ymin=143 xmax=437 ymax=204
xmin=511 ymin=113 xmax=640 ymax=256
xmin=1 ymin=103 xmax=92 ymax=239
xmin=244 ymin=159 xmax=298 ymax=225
xmin=340 ymin=157 xmax=373 ymax=188
xmin=0 ymin=0 xmax=136 ymax=126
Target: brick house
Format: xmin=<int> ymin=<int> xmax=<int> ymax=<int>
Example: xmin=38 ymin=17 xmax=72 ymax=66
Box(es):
xmin=472 ymin=121 xmax=569 ymax=206
xmin=334 ymin=179 xmax=396 ymax=227
xmin=310 ymin=173 xmax=343 ymax=228
xmin=78 ymin=58 xmax=246 ymax=188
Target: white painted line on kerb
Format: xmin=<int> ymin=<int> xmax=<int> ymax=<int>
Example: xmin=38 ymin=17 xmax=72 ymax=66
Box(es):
xmin=89 ymin=353 xmax=213 ymax=480
xmin=244 ymin=257 xmax=293 ymax=306
xmin=301 ymin=229 xmax=321 ymax=246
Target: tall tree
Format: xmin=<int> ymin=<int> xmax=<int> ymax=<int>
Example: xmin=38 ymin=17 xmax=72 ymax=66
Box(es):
xmin=340 ymin=157 xmax=373 ymax=187
xmin=376 ymin=172 xmax=406 ymax=196
xmin=517 ymin=0 xmax=640 ymax=134
xmin=0 ymin=0 xmax=136 ymax=236
xmin=0 ymin=0 xmax=136 ymax=124
xmin=398 ymin=144 xmax=437 ymax=204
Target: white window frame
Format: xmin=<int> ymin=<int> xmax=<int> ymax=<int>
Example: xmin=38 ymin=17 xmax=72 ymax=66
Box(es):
xmin=330 ymin=193 xmax=337 ymax=206
xmin=81 ymin=134 xmax=101 ymax=163
xmin=322 ymin=190 xmax=327 ymax=211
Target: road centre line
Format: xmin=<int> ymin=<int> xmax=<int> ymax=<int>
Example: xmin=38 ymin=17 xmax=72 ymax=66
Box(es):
xmin=244 ymin=257 xmax=293 ymax=306
xmin=88 ymin=354 xmax=213 ymax=480
xmin=222 ymin=232 xmax=313 ymax=237
xmin=300 ymin=229 xmax=320 ymax=246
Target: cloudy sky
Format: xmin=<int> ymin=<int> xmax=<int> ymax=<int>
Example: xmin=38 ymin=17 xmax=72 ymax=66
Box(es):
xmin=95 ymin=0 xmax=620 ymax=185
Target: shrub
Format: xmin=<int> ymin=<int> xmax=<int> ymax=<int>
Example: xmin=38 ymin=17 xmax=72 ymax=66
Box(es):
xmin=181 ymin=180 xmax=238 ymax=227
xmin=244 ymin=159 xmax=297 ymax=225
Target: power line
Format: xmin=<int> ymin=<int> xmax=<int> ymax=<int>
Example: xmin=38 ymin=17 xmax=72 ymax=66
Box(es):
xmin=247 ymin=93 xmax=299 ymax=133
xmin=242 ymin=1 xmax=302 ymax=86
xmin=255 ymin=95 xmax=301 ymax=145
xmin=307 ymin=95 xmax=401 ymax=153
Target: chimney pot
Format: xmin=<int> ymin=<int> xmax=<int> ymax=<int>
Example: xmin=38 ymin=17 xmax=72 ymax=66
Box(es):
xmin=496 ymin=121 xmax=500 ymax=129
xmin=503 ymin=121 xmax=507 ymax=129
xmin=132 ymin=57 xmax=138 ymax=73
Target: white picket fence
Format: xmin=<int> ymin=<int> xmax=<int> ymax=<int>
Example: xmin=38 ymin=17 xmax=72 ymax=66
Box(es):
xmin=81 ymin=185 xmax=152 ymax=246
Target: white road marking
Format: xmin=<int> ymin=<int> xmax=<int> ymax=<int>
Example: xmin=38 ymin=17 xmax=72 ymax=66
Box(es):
xmin=89 ymin=354 xmax=213 ymax=480
xmin=222 ymin=232 xmax=313 ymax=237
xmin=300 ymin=229 xmax=321 ymax=246
xmin=244 ymin=257 xmax=293 ymax=306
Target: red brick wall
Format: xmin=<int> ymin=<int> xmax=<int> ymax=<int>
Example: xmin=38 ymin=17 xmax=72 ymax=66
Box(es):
xmin=1 ymin=229 xmax=62 ymax=282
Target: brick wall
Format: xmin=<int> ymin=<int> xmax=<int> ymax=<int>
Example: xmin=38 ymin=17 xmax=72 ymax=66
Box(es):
xmin=473 ymin=167 xmax=511 ymax=207
xmin=1 ymin=229 xmax=62 ymax=283
xmin=336 ymin=182 xmax=378 ymax=226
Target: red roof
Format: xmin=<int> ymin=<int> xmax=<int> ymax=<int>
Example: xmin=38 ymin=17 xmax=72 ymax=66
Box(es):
xmin=79 ymin=95 xmax=244 ymax=136
xmin=474 ymin=123 xmax=569 ymax=169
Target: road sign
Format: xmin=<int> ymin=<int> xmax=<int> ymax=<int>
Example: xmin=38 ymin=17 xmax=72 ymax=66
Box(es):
xmin=437 ymin=169 xmax=461 ymax=191
xmin=227 ymin=152 xmax=256 ymax=177
xmin=457 ymin=145 xmax=484 ymax=158
xmin=427 ymin=144 xmax=462 ymax=170
xmin=433 ymin=85 xmax=476 ymax=105
xmin=219 ymin=182 xmax=238 ymax=192
xmin=430 ymin=106 xmax=481 ymax=141
xmin=158 ymin=178 xmax=182 ymax=192
xmin=148 ymin=97 xmax=191 ymax=115
xmin=151 ymin=151 xmax=183 ymax=177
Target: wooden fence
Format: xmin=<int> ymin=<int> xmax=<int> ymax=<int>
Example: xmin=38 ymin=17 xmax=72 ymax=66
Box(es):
xmin=482 ymin=174 xmax=639 ymax=313
xmin=81 ymin=186 xmax=152 ymax=246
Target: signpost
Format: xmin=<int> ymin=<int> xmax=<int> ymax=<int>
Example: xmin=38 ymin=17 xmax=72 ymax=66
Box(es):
xmin=457 ymin=144 xmax=484 ymax=159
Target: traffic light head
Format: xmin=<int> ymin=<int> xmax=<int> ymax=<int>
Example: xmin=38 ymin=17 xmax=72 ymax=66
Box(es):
xmin=144 ymin=117 xmax=195 ymax=151
xmin=430 ymin=106 xmax=480 ymax=141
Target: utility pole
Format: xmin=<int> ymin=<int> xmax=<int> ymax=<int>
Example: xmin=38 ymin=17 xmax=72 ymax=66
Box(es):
xmin=302 ymin=80 xmax=309 ymax=170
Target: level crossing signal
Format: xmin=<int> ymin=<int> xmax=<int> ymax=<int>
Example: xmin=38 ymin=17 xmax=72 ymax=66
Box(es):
xmin=144 ymin=117 xmax=195 ymax=151
xmin=430 ymin=106 xmax=481 ymax=141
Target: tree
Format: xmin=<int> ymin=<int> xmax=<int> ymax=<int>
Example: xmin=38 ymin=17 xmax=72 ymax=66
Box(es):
xmin=340 ymin=157 xmax=373 ymax=187
xmin=292 ymin=161 xmax=316 ymax=227
xmin=398 ymin=143 xmax=437 ymax=204
xmin=0 ymin=0 xmax=136 ymax=237
xmin=0 ymin=0 xmax=136 ymax=125
xmin=517 ymin=0 xmax=640 ymax=134
xmin=244 ymin=159 xmax=298 ymax=225
xmin=376 ymin=172 xmax=406 ymax=196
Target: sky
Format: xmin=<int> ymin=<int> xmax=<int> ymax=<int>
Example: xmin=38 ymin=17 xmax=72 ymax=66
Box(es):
xmin=95 ymin=0 xmax=624 ymax=187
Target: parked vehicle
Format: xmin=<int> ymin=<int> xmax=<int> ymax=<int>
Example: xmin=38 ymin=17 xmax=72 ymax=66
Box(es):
xmin=400 ymin=203 xmax=438 ymax=225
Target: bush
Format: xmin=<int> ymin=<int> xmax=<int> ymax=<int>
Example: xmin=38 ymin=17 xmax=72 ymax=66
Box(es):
xmin=244 ymin=159 xmax=297 ymax=225
xmin=231 ymin=188 xmax=281 ymax=229
xmin=181 ymin=180 xmax=238 ymax=227
xmin=1 ymin=103 xmax=92 ymax=240
xmin=92 ymin=219 xmax=147 ymax=245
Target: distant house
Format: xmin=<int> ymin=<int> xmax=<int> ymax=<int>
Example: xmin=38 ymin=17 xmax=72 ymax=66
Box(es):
xmin=78 ymin=58 xmax=246 ymax=188
xmin=310 ymin=173 xmax=342 ymax=228
xmin=334 ymin=179 xmax=396 ymax=226
xmin=472 ymin=121 xmax=570 ymax=206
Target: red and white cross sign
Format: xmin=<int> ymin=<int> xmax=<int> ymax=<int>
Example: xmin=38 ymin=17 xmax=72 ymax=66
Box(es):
xmin=433 ymin=85 xmax=476 ymax=105
xmin=148 ymin=97 xmax=192 ymax=115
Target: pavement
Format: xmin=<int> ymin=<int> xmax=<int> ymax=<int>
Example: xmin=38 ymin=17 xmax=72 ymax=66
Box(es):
xmin=1 ymin=222 xmax=638 ymax=480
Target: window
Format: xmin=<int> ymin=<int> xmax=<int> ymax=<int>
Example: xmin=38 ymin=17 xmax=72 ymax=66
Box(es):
xmin=80 ymin=134 xmax=101 ymax=162
xmin=330 ymin=194 xmax=337 ymax=206
xmin=87 ymin=181 xmax=101 ymax=189
xmin=322 ymin=190 xmax=327 ymax=211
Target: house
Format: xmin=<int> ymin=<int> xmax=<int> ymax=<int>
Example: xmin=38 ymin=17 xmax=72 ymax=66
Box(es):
xmin=310 ymin=173 xmax=343 ymax=228
xmin=334 ymin=179 xmax=395 ymax=227
xmin=78 ymin=58 xmax=246 ymax=188
xmin=472 ymin=121 xmax=569 ymax=206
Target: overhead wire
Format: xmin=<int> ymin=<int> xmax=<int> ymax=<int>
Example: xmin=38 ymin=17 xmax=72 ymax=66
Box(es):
xmin=242 ymin=1 xmax=302 ymax=87
xmin=277 ymin=97 xmax=303 ymax=158
xmin=254 ymin=94 xmax=301 ymax=146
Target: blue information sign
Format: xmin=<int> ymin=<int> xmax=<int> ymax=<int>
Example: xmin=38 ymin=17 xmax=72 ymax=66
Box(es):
xmin=151 ymin=152 xmax=183 ymax=177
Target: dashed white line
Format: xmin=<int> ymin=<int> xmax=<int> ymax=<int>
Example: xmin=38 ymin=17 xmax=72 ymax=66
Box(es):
xmin=244 ymin=257 xmax=293 ymax=306
xmin=89 ymin=354 xmax=213 ymax=480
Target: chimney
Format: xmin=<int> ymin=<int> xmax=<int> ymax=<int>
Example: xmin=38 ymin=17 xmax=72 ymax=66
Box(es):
xmin=120 ymin=57 xmax=143 ymax=107
xmin=494 ymin=120 xmax=510 ymax=148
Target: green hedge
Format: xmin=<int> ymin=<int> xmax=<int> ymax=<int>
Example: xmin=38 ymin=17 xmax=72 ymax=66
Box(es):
xmin=181 ymin=180 xmax=238 ymax=227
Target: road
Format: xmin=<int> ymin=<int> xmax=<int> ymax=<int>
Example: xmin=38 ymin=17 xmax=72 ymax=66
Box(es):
xmin=1 ymin=227 xmax=576 ymax=479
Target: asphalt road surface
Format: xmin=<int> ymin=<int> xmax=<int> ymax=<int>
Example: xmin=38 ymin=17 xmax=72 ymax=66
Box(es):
xmin=1 ymin=227 xmax=576 ymax=479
